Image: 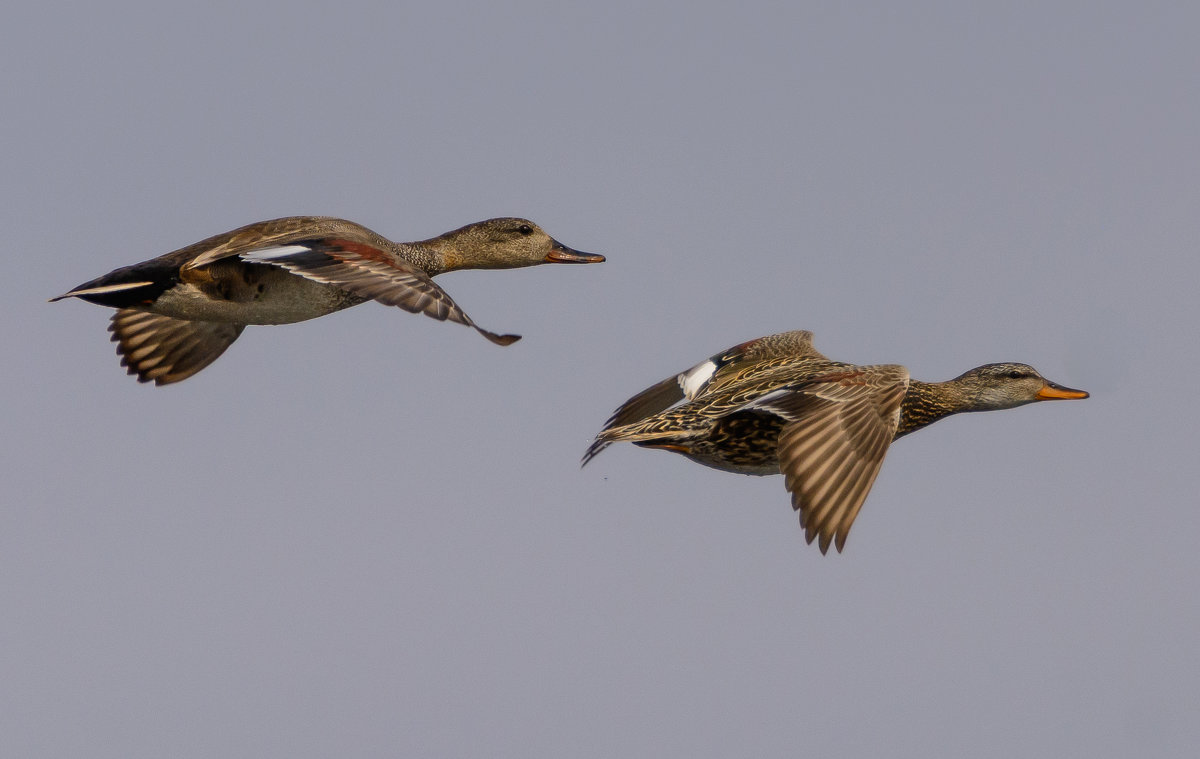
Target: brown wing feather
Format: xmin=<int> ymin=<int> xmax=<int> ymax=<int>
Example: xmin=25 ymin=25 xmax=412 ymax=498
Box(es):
xmin=722 ymin=330 xmax=826 ymax=364
xmin=582 ymin=331 xmax=830 ymax=466
xmin=179 ymin=217 xmax=364 ymax=269
xmin=768 ymin=366 xmax=909 ymax=553
xmin=109 ymin=309 xmax=245 ymax=385
xmin=224 ymin=236 xmax=518 ymax=346
xmin=271 ymin=239 xmax=518 ymax=346
xmin=698 ymin=330 xmax=830 ymax=397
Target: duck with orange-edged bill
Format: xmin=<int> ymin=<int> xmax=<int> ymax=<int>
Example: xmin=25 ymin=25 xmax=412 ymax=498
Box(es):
xmin=583 ymin=330 xmax=1088 ymax=554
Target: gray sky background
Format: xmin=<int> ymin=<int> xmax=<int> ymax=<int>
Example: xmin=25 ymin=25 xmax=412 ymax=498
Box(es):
xmin=4 ymin=2 xmax=1197 ymax=757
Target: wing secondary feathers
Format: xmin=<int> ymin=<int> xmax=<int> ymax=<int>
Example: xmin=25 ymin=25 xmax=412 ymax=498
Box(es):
xmin=766 ymin=366 xmax=909 ymax=553
xmin=232 ymin=238 xmax=519 ymax=345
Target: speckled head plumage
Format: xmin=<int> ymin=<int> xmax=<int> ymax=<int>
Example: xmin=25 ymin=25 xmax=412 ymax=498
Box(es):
xmin=429 ymin=217 xmax=605 ymax=271
xmin=947 ymin=362 xmax=1090 ymax=408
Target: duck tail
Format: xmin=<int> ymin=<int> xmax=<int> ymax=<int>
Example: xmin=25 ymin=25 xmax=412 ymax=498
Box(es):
xmin=50 ymin=264 xmax=172 ymax=308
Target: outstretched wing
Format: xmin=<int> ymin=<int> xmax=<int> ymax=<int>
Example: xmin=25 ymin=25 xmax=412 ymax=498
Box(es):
xmin=109 ymin=309 xmax=245 ymax=385
xmin=752 ymin=365 xmax=909 ymax=554
xmin=236 ymin=239 xmax=518 ymax=345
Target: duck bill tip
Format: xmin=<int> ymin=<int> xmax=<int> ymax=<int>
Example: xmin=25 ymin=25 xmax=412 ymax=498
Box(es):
xmin=544 ymin=245 xmax=605 ymax=264
xmin=1036 ymin=384 xmax=1089 ymax=400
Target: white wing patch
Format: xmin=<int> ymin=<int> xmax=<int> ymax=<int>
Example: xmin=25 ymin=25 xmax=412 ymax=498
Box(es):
xmin=239 ymin=245 xmax=314 ymax=263
xmin=743 ymin=387 xmax=792 ymax=410
xmin=678 ymin=359 xmax=717 ymax=400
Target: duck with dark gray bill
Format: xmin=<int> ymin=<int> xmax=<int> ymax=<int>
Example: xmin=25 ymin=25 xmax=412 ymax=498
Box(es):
xmin=52 ymin=216 xmax=604 ymax=384
xmin=583 ymin=330 xmax=1088 ymax=554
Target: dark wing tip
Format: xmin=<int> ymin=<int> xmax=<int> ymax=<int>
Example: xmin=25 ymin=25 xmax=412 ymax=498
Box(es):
xmin=580 ymin=438 xmax=610 ymax=468
xmin=797 ymin=493 xmax=841 ymax=556
xmin=483 ymin=331 xmax=521 ymax=346
xmin=809 ymin=528 xmax=835 ymax=556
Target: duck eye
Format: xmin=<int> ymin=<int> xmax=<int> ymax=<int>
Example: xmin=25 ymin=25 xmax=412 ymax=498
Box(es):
xmin=1007 ymin=370 xmax=1025 ymax=379
xmin=517 ymin=224 xmax=533 ymax=236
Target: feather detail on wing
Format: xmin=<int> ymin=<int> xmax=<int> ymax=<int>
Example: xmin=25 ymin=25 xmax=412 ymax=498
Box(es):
xmin=109 ymin=309 xmax=245 ymax=385
xmin=237 ymin=238 xmax=519 ymax=346
xmin=761 ymin=366 xmax=909 ymax=553
xmin=582 ymin=330 xmax=828 ymax=466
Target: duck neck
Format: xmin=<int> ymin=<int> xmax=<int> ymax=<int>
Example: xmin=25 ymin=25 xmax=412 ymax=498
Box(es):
xmin=400 ymin=239 xmax=460 ymax=276
xmin=895 ymin=379 xmax=975 ymax=439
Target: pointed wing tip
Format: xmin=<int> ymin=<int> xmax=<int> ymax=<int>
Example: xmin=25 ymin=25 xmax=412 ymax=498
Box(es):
xmin=480 ymin=329 xmax=521 ymax=346
xmin=818 ymin=533 xmax=834 ymax=555
xmin=135 ymin=367 xmax=186 ymax=387
xmin=800 ymin=515 xmax=839 ymax=556
xmin=580 ymin=439 xmax=608 ymax=468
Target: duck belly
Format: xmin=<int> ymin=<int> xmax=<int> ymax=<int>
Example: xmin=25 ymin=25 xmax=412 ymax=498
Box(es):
xmin=686 ymin=410 xmax=787 ymax=475
xmin=152 ymin=272 xmax=367 ymax=325
xmin=682 ymin=451 xmax=781 ymax=476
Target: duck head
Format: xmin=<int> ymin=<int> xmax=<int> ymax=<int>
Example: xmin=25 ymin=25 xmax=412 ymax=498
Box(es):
xmin=953 ymin=363 xmax=1089 ymax=411
xmin=433 ymin=217 xmax=604 ymax=271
